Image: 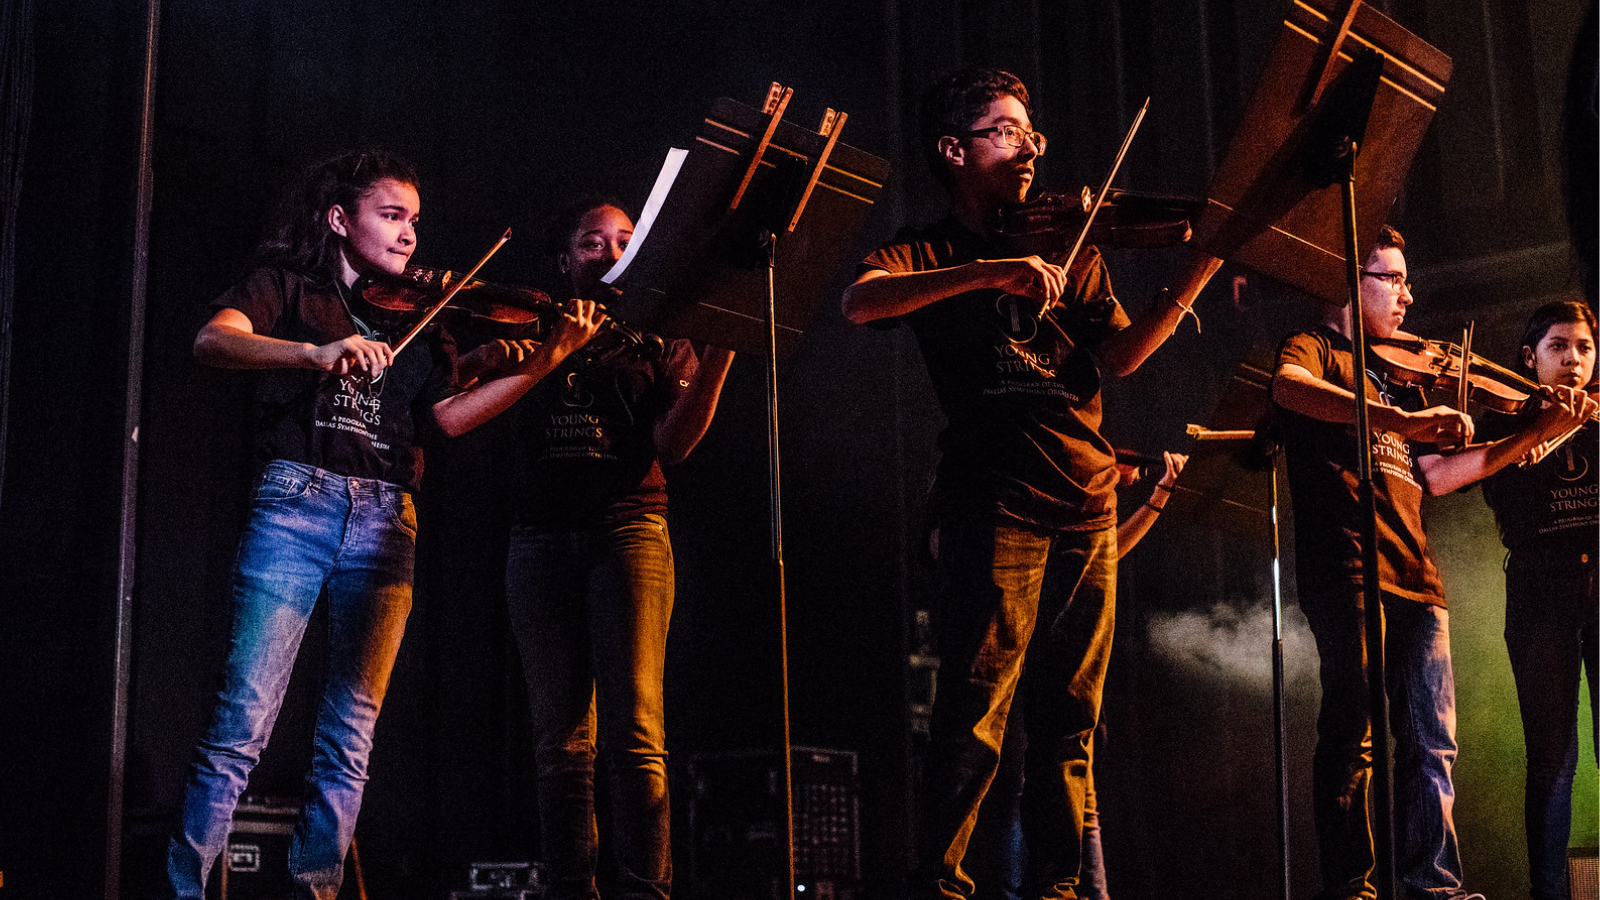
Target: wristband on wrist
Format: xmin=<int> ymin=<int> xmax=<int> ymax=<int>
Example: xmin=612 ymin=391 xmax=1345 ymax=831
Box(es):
xmin=1159 ymin=287 xmax=1202 ymax=334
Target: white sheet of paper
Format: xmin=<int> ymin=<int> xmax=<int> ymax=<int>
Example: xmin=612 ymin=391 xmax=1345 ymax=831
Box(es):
xmin=602 ymin=147 xmax=688 ymax=285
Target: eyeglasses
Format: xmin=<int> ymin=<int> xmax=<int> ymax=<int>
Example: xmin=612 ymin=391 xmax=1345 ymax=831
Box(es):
xmin=1361 ymin=269 xmax=1413 ymax=293
xmin=958 ymin=124 xmax=1047 ymax=156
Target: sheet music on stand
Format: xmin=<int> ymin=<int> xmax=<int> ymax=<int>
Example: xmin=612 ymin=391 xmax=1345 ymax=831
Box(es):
xmin=603 ymin=148 xmax=688 ymax=287
xmin=599 ymin=96 xmax=889 ymax=356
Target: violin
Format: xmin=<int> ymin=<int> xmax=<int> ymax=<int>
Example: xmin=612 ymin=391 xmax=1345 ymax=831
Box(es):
xmin=991 ymin=187 xmax=1206 ymax=258
xmin=1369 ymin=330 xmax=1543 ymax=415
xmin=359 ymin=265 xmax=664 ymax=365
xmin=361 ymin=266 xmax=551 ymax=332
xmin=983 ymin=98 xmax=1214 ymax=346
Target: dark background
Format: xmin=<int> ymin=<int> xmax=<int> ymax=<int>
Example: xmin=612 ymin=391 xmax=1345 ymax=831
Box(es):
xmin=1 ymin=0 xmax=1593 ymax=898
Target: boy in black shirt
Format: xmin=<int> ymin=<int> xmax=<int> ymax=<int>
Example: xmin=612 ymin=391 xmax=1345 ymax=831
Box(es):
xmin=1272 ymin=226 xmax=1589 ymax=900
xmin=844 ymin=68 xmax=1219 ymax=899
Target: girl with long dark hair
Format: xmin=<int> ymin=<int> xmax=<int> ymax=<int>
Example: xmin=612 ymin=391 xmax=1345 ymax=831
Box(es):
xmin=166 ymin=149 xmax=604 ymax=900
xmin=1480 ymin=301 xmax=1598 ymax=900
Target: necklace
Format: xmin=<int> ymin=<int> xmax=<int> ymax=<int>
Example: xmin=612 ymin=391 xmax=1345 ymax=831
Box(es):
xmin=332 ymin=277 xmax=386 ymax=401
xmin=334 ymin=277 xmax=380 ymax=340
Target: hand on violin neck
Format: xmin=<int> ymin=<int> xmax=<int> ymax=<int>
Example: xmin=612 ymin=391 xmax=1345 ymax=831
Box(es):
xmin=1532 ymin=384 xmax=1597 ymax=437
xmin=1394 ymin=404 xmax=1474 ymax=445
xmin=534 ymin=297 xmax=608 ymax=367
xmin=307 ymin=334 xmax=395 ymax=377
xmin=1157 ymin=451 xmax=1188 ymax=488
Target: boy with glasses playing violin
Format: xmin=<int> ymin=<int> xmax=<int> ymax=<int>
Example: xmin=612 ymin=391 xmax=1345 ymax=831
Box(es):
xmin=842 ymin=67 xmax=1220 ymax=899
xmin=1271 ymin=226 xmax=1591 ymax=900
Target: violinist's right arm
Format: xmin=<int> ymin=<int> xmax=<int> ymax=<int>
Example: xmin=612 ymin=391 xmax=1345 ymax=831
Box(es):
xmin=1272 ymin=361 xmax=1473 ymax=444
xmin=841 ymin=256 xmax=1067 ymax=325
xmin=195 ymin=307 xmax=397 ymax=376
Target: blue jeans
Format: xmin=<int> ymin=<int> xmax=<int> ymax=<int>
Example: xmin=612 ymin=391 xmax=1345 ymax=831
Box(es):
xmin=1299 ymin=588 xmax=1464 ymax=900
xmin=505 ymin=514 xmax=675 ymax=900
xmin=915 ymin=513 xmax=1117 ymax=900
xmin=165 ymin=461 xmax=416 ymax=900
xmin=1504 ymin=552 xmax=1598 ymax=900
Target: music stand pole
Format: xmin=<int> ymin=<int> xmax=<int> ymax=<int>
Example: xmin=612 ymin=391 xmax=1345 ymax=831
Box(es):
xmin=1268 ymin=447 xmax=1291 ymax=900
xmin=1336 ymin=141 xmax=1398 ymax=900
xmin=762 ymin=228 xmax=798 ymax=900
xmin=601 ymin=91 xmax=886 ymax=898
xmin=1191 ymin=421 xmax=1292 ymax=900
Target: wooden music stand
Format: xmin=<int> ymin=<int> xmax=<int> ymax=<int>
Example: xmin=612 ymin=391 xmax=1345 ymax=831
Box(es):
xmin=1176 ymin=356 xmax=1299 ymax=900
xmin=1194 ymin=0 xmax=1450 ymax=306
xmin=603 ymin=88 xmax=888 ymax=356
xmin=1195 ymin=5 xmax=1452 ymax=899
xmin=603 ymin=84 xmax=888 ymax=900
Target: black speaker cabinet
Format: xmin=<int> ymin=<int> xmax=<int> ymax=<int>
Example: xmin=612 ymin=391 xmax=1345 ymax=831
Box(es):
xmin=122 ymin=797 xmax=300 ymax=900
xmin=688 ymin=747 xmax=860 ymax=900
xmin=215 ymin=798 xmax=299 ymax=900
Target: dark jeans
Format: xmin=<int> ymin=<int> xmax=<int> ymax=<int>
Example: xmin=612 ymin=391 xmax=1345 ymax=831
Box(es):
xmin=1504 ymin=551 xmax=1598 ymax=900
xmin=1299 ymin=587 xmax=1464 ymax=900
xmin=506 ymin=514 xmax=674 ymax=900
xmin=968 ymin=703 xmax=1109 ymax=900
xmin=915 ymin=512 xmax=1117 ymax=900
xmin=166 ymin=461 xmax=416 ymax=900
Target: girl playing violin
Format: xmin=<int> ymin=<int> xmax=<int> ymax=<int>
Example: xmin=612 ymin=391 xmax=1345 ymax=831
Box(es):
xmin=498 ymin=197 xmax=734 ymax=900
xmin=167 ymin=149 xmax=603 ymax=900
xmin=1461 ymin=300 xmax=1596 ymax=900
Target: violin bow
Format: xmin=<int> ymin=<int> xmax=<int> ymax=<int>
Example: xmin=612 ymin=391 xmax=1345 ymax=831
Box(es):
xmin=1057 ymin=98 xmax=1149 ymax=279
xmin=390 ymin=228 xmax=513 ymax=355
xmin=1455 ymin=322 xmax=1472 ymax=415
xmin=1039 ymin=98 xmax=1150 ymax=341
xmin=1440 ymin=321 xmax=1473 ymax=450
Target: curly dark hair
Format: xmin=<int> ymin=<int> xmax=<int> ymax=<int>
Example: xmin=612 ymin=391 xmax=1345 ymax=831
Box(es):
xmin=918 ymin=68 xmax=1031 ymax=189
xmin=252 ymin=149 xmax=419 ymax=285
xmin=1373 ymin=223 xmax=1405 ymax=252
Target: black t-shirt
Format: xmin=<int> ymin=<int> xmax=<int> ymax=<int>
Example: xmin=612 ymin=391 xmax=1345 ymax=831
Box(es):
xmin=859 ymin=218 xmax=1131 ymax=532
xmin=1274 ymin=328 xmax=1446 ymax=606
xmin=212 ymin=267 xmax=458 ymax=492
xmin=510 ymin=339 xmax=698 ymax=531
xmin=1481 ymin=408 xmax=1598 ymax=558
